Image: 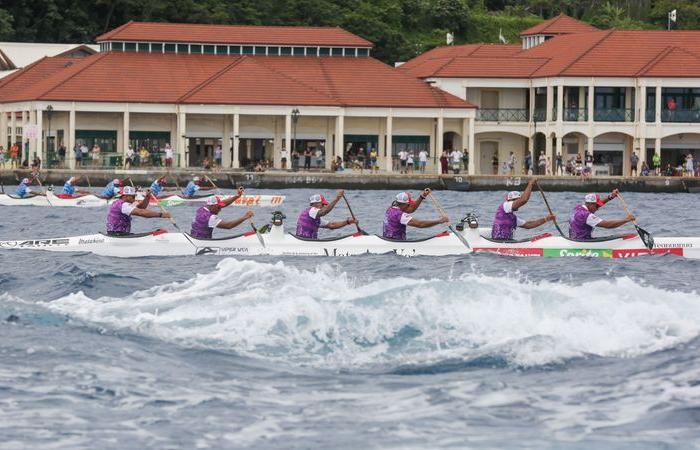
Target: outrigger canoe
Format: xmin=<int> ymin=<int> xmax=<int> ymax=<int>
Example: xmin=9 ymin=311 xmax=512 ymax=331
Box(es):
xmin=1 ymin=215 xmax=697 ymax=259
xmin=0 ymin=192 xmax=285 ymax=208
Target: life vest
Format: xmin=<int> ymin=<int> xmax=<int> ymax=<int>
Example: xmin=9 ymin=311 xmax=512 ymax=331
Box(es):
xmin=106 ymin=199 xmax=132 ymax=234
xmin=383 ymin=206 xmax=406 ymax=240
xmin=190 ymin=206 xmax=215 ymax=239
xmin=491 ymin=202 xmax=517 ymax=240
xmin=296 ymin=207 xmax=321 ymax=239
xmin=569 ymin=204 xmax=593 ymax=240
xmin=62 ymin=181 xmax=75 ymax=196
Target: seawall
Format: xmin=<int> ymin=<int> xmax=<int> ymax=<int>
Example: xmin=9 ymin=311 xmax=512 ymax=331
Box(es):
xmin=1 ymin=169 xmax=699 ymax=193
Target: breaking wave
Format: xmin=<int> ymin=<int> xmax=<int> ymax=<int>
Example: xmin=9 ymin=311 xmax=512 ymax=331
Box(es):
xmin=44 ymin=258 xmax=700 ymax=370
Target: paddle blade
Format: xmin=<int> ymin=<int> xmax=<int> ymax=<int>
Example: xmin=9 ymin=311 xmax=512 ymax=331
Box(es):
xmin=635 ymin=225 xmax=654 ymax=250
xmin=448 ymin=224 xmax=471 ymax=250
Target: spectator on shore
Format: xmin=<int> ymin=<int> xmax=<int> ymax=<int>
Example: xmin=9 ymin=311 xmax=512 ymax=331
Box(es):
xmin=303 ymin=148 xmax=312 ymax=170
xmin=10 ymin=143 xmax=19 ymax=168
xmin=125 ymin=145 xmax=135 ymax=169
xmin=406 ymin=152 xmax=415 ymax=173
xmin=631 ymin=151 xmax=639 ymax=176
xmin=440 ymin=151 xmax=448 ymax=174
xmin=139 ymin=146 xmax=149 ymax=167
xmin=332 ymin=155 xmax=344 ymax=172
xmin=80 ymin=143 xmax=89 ymax=164
xmin=280 ymin=147 xmax=288 ymax=169
xmin=686 ymin=154 xmax=695 ymax=176
xmin=584 ymin=151 xmax=593 ymax=174
xmin=91 ymin=144 xmax=101 ymax=167
xmin=537 ymin=152 xmax=546 ymax=175
xmin=450 ymin=149 xmax=463 ymax=174
xmin=667 ymin=97 xmax=677 ymax=121
xmin=507 ymin=151 xmax=516 ymax=175
xmin=652 ymin=152 xmax=661 ymax=176
xmin=418 ymin=149 xmax=428 ymax=174
xmin=58 ymin=144 xmax=66 ymax=168
xmin=0 ymin=146 xmax=5 ymax=168
xmin=664 ymin=163 xmax=674 ymax=177
xmin=398 ymin=148 xmax=408 ymax=174
xmin=292 ymin=150 xmax=300 ymax=171
xmin=164 ymin=143 xmax=173 ymax=168
xmin=202 ymin=158 xmax=211 ymax=171
xmin=315 ymin=148 xmax=324 ymax=169
xmin=555 ymin=153 xmax=563 ymax=176
xmin=546 ymin=157 xmax=552 ymax=175
xmin=640 ymin=161 xmax=650 ymax=176
xmin=370 ymin=148 xmax=378 ymax=172
xmin=492 ymin=154 xmax=499 ymax=175
xmin=214 ymin=145 xmax=223 ymax=168
xmin=74 ymin=144 xmax=81 ymax=167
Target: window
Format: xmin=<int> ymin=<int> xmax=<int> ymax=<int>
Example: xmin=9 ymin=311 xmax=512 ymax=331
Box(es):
xmin=293 ymin=47 xmax=304 ymax=55
xmin=138 ymin=43 xmax=149 ymax=52
xmin=203 ymin=45 xmax=215 ymax=54
xmin=306 ymin=47 xmax=318 ymax=56
xmin=344 ymin=48 xmax=356 ymax=57
xmin=595 ymin=87 xmax=624 ymax=109
xmin=357 ymin=48 xmax=369 ymax=57
xmin=151 ymin=43 xmax=163 ymax=53
xmin=190 ymin=44 xmax=202 ymax=53
xmin=177 ymin=44 xmax=188 ymax=53
xmin=242 ymin=46 xmax=254 ymax=55
xmin=255 ymin=46 xmax=266 ymax=55
xmin=281 ymin=47 xmax=292 ymax=55
xmin=268 ymin=46 xmax=279 ymax=55
xmin=216 ymin=45 xmax=228 ymax=55
xmin=124 ymin=42 xmax=136 ymax=52
xmin=164 ymin=43 xmax=176 ymax=53
xmin=112 ymin=42 xmax=123 ymax=51
xmin=331 ymin=47 xmax=342 ymax=56
xmin=319 ymin=47 xmax=330 ymax=56
xmin=229 ymin=45 xmax=241 ymax=55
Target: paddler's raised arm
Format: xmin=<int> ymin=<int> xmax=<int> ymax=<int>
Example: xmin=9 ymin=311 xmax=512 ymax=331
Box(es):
xmin=317 ymin=190 xmax=344 ymax=217
xmin=405 ymin=188 xmax=431 ymax=213
xmin=221 ymin=186 xmax=245 ymax=208
xmin=511 ymin=178 xmax=535 ymax=210
xmin=136 ymin=189 xmax=152 ymax=209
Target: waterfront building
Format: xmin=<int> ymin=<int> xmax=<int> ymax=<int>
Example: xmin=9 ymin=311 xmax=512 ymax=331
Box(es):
xmin=0 ymin=22 xmax=475 ymax=172
xmin=400 ymin=14 xmax=700 ymax=176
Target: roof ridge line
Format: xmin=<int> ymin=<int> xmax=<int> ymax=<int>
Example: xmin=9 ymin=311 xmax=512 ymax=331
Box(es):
xmin=250 ymin=57 xmax=340 ymax=105
xmin=96 ymin=20 xmax=134 ymax=42
xmin=556 ymin=29 xmax=613 ymax=76
xmin=315 ymin=57 xmax=343 ymax=103
xmin=37 ymin=52 xmax=111 ymax=100
xmin=635 ymin=46 xmax=675 ymax=77
xmin=177 ymin=56 xmax=247 ymax=103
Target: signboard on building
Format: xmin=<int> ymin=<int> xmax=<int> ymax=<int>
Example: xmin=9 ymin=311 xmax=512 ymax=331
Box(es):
xmin=22 ymin=124 xmax=39 ymax=139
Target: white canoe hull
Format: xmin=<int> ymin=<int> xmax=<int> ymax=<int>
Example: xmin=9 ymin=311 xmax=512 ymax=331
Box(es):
xmin=1 ymin=227 xmax=698 ymax=259
xmin=0 ymin=193 xmax=284 ymax=208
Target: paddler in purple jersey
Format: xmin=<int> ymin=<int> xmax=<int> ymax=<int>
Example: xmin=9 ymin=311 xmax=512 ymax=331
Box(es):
xmin=296 ymin=191 xmax=357 ymax=239
xmin=383 ymin=188 xmax=448 ymax=240
xmin=491 ymin=178 xmax=555 ymax=240
xmin=106 ymin=186 xmax=171 ymax=236
xmin=569 ymin=189 xmax=635 ymax=240
xmin=190 ymin=187 xmax=252 ymax=239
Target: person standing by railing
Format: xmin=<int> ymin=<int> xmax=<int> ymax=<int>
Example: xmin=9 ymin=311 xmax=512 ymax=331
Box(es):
xmin=631 ymin=151 xmax=639 ymax=176
xmin=652 ymin=152 xmax=661 ymax=176
xmin=555 ymin=153 xmax=563 ymax=176
xmin=164 ymin=143 xmax=173 ymax=168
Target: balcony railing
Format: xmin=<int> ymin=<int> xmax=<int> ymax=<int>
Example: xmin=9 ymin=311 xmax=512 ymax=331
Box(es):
xmin=476 ymin=108 xmax=529 ymax=122
xmin=564 ymin=108 xmax=588 ymax=122
xmin=594 ymin=108 xmax=634 ymax=122
xmin=532 ymin=108 xmax=546 ymax=122
xmin=662 ymin=108 xmax=700 ymax=123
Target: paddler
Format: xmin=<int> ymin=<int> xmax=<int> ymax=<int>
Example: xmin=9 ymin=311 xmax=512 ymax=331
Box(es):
xmin=182 ymin=176 xmax=214 ymax=198
xmin=15 ymin=177 xmax=43 ymax=198
xmin=296 ymin=191 xmax=357 ymax=239
xmin=491 ymin=178 xmax=555 ymax=240
xmin=568 ymin=190 xmax=635 ymax=240
xmin=150 ymin=176 xmax=168 ymax=197
xmin=61 ymin=176 xmax=88 ymax=197
xmin=106 ymin=186 xmax=171 ymax=236
xmin=383 ymin=189 xmax=448 ymax=240
xmin=97 ymin=178 xmax=122 ymax=199
xmin=190 ymin=187 xmax=252 ymax=238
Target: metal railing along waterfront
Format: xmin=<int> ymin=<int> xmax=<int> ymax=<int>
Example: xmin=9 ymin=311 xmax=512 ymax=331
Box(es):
xmin=594 ymin=108 xmax=634 ymax=122
xmin=476 ymin=108 xmax=529 ymax=122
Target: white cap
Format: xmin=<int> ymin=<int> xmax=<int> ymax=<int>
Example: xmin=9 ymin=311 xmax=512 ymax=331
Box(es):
xmin=584 ymin=193 xmax=605 ymax=206
xmin=21 ymin=178 xmax=29 ymax=184
xmin=506 ymin=191 xmax=521 ymax=201
xmin=193 ymin=176 xmax=200 ymax=182
xmin=119 ymin=186 xmax=136 ymax=196
xmin=205 ymin=196 xmax=226 ymax=207
xmin=113 ymin=179 xmax=121 ymax=185
xmin=309 ymin=194 xmax=329 ymax=205
xmin=395 ymin=192 xmax=411 ymax=204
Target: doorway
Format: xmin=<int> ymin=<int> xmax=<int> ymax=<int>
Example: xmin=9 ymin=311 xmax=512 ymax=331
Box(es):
xmin=480 ymin=141 xmax=498 ymax=174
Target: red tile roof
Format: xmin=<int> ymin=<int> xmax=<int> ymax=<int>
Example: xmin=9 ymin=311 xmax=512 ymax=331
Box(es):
xmin=96 ymin=21 xmax=373 ymax=48
xmin=0 ymin=52 xmax=473 ymax=109
xmin=520 ymin=14 xmax=598 ymax=36
xmin=401 ymin=29 xmax=700 ymax=79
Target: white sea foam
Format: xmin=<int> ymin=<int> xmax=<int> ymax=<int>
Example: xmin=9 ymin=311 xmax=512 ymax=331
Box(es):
xmin=45 ymin=258 xmax=700 ymax=369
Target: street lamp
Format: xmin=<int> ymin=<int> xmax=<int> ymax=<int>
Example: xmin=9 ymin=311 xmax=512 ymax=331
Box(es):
xmin=46 ymin=105 xmax=53 ymax=166
xmin=291 ymin=108 xmax=300 ymax=171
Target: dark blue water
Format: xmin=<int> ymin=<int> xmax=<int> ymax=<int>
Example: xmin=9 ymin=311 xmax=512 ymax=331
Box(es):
xmin=1 ymin=187 xmax=699 ymax=449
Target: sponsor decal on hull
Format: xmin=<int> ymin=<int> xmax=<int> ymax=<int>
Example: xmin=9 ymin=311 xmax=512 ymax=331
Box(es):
xmin=612 ymin=248 xmax=684 ymax=258
xmin=0 ymin=238 xmax=70 ymax=248
xmin=545 ymin=248 xmax=613 ymax=258
xmin=474 ymin=247 xmax=544 ymax=256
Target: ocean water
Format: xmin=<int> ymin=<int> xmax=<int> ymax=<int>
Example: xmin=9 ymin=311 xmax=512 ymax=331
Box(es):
xmin=1 ymin=187 xmax=699 ymax=449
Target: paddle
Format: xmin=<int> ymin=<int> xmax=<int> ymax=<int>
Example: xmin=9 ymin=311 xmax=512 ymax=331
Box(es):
xmin=35 ymin=175 xmax=53 ymax=207
xmin=204 ymin=174 xmax=221 ymax=194
xmin=428 ymin=192 xmax=471 ymax=249
xmin=616 ymin=192 xmax=654 ymax=250
xmin=246 ymin=206 xmax=266 ymax=248
xmin=535 ymin=180 xmax=565 ymax=237
xmin=341 ymin=192 xmax=363 ymax=234
xmin=149 ymin=192 xmax=198 ymax=251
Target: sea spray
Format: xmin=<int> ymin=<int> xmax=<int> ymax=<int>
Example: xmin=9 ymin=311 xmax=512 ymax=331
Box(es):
xmin=45 ymin=258 xmax=700 ymax=370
